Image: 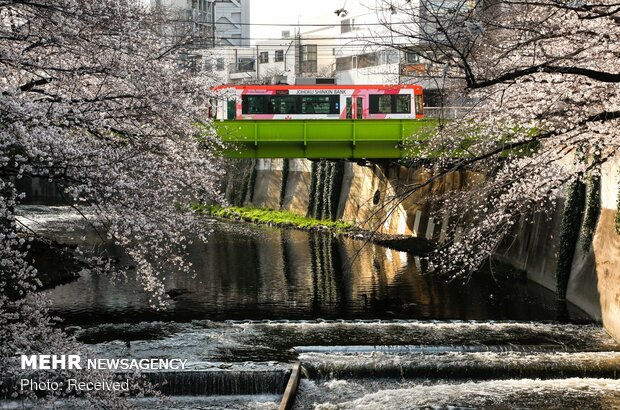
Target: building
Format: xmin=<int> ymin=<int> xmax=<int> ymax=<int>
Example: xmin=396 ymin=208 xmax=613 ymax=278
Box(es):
xmin=215 ymin=0 xmax=250 ymax=47
xmin=150 ymin=0 xmax=249 ymax=48
xmin=290 ymin=0 xmax=471 ymax=113
xmin=209 ymin=0 xmax=471 ymax=116
xmin=210 ymin=33 xmax=297 ymax=84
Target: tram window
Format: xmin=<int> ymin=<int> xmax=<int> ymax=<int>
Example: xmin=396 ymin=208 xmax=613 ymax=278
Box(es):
xmin=242 ymin=95 xmax=266 ymax=114
xmin=267 ymin=95 xmax=298 ymax=114
xmin=300 ymin=95 xmax=339 ymax=114
xmin=395 ymin=95 xmax=411 ymax=113
xmin=369 ymin=95 xmax=392 ymax=114
xmin=369 ymin=94 xmax=412 ymax=114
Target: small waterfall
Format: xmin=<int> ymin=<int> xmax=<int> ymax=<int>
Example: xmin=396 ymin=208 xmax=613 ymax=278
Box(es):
xmin=301 ymin=350 xmax=620 ymax=380
xmin=143 ymin=369 xmax=290 ymax=396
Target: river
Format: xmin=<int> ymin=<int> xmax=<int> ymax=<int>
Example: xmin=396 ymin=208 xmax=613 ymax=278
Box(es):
xmin=9 ymin=205 xmax=620 ymax=409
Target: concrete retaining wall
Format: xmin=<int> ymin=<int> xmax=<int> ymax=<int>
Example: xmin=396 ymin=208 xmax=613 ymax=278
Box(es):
xmin=592 ymin=156 xmax=620 ymax=339
xmin=248 ymin=159 xmax=472 ymax=241
xmin=497 ymin=156 xmax=620 ymax=335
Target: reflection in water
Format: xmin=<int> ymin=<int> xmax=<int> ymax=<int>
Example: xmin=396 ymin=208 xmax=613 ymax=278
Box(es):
xmin=18 ymin=206 xmax=588 ymax=325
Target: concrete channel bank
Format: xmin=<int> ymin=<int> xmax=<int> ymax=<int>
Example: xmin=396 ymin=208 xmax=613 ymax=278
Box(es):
xmin=224 ymin=156 xmax=620 ymax=342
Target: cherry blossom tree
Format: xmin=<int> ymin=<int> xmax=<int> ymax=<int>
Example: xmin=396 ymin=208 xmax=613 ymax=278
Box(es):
xmin=1 ymin=0 xmax=223 ymax=404
xmin=376 ymin=0 xmax=620 ymax=277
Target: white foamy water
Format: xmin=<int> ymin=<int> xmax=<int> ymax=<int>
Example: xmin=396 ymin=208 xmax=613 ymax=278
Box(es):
xmin=298 ymin=378 xmax=620 ymax=409
xmin=299 ymin=350 xmax=620 ymax=379
xmin=1 ymin=395 xmax=280 ymax=410
xmin=16 ymin=205 xmax=91 ymax=226
xmin=79 ymin=320 xmax=620 ymax=364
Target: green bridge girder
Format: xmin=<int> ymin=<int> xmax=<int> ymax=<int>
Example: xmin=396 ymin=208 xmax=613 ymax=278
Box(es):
xmin=214 ymin=119 xmax=437 ymax=159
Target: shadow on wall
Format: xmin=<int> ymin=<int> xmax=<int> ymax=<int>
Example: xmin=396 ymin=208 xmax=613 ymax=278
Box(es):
xmin=12 ymin=176 xmax=67 ymax=205
xmin=236 ymin=158 xmax=474 ymax=239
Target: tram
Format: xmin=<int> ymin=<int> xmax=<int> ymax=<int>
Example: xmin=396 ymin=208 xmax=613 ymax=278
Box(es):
xmin=212 ymin=84 xmax=424 ymax=120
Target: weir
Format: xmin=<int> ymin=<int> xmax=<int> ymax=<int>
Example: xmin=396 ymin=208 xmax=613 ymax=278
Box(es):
xmin=141 ymin=369 xmax=290 ymax=396
xmin=300 ymin=350 xmax=620 ymax=380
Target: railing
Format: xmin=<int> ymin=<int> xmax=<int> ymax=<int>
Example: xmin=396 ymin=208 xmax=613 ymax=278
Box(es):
xmin=423 ymin=107 xmax=472 ymax=119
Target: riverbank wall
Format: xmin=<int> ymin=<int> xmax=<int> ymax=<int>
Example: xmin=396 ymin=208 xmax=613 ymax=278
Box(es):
xmin=229 ymin=158 xmax=474 ymax=240
xmin=495 ymin=155 xmax=620 ymax=338
xmin=226 ymin=157 xmax=620 ymax=341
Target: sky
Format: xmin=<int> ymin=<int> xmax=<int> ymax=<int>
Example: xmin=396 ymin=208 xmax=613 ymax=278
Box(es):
xmin=249 ymin=0 xmax=352 ymax=42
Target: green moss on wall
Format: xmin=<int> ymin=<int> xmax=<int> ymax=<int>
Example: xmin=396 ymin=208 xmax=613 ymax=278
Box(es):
xmin=225 ymin=159 xmax=257 ymax=206
xmin=580 ymin=171 xmax=601 ymax=251
xmin=279 ymin=159 xmax=289 ymax=209
xmin=313 ymin=160 xmax=326 ymax=219
xmin=307 ymin=160 xmax=345 ymax=221
xmin=247 ymin=160 xmax=257 ymax=203
xmin=307 ymin=160 xmax=318 ymax=218
xmin=556 ymin=179 xmax=586 ymax=300
xmin=329 ymin=161 xmax=345 ymax=221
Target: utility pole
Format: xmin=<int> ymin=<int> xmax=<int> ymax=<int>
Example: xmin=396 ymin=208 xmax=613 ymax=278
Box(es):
xmin=296 ymin=29 xmax=302 ymax=76
xmin=211 ymin=0 xmax=216 ymax=48
xmin=256 ymin=44 xmax=259 ymax=82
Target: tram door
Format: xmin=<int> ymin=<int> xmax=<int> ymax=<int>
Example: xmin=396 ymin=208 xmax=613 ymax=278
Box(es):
xmin=227 ymin=99 xmax=236 ymax=120
xmin=346 ymin=97 xmax=365 ymax=119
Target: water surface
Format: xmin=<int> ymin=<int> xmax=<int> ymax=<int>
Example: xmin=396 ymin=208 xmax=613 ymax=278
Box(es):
xmin=16 ymin=206 xmax=589 ymax=325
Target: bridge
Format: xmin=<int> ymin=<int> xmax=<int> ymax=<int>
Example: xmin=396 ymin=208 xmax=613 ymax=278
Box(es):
xmin=213 ymin=119 xmax=437 ymax=159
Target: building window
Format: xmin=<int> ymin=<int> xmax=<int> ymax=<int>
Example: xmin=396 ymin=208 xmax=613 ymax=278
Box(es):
xmin=236 ymin=57 xmax=255 ymax=72
xmin=341 ymin=18 xmax=354 ymax=33
xmin=381 ymin=50 xmax=399 ymax=65
xmin=357 ymin=52 xmax=379 ymax=69
xmin=336 ymin=56 xmax=353 ymax=71
xmin=405 ymin=50 xmax=421 ymax=64
xmin=300 ymin=44 xmax=317 ymax=73
xmin=274 ymin=50 xmax=284 ymax=62
xmin=216 ymin=58 xmax=225 ymax=70
xmin=259 ymin=51 xmax=269 ymax=64
xmin=302 ymin=45 xmax=317 ymax=62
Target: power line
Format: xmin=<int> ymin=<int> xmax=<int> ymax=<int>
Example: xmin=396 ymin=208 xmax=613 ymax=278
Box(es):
xmin=214 ymin=35 xmax=413 ymax=41
xmin=212 ymin=21 xmax=409 ymax=27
